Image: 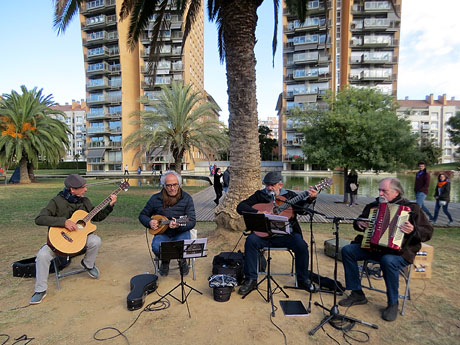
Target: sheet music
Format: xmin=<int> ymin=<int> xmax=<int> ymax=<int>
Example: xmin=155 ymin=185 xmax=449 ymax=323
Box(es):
xmin=265 ymin=214 xmax=291 ymax=235
xmin=183 ymin=238 xmax=208 ymax=258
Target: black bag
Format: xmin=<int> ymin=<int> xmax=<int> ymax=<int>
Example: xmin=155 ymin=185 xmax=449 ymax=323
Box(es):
xmin=12 ymin=256 xmax=71 ymax=278
xmin=212 ymin=251 xmax=244 ymax=285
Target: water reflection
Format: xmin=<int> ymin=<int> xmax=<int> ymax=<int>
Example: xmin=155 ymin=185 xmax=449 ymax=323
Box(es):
xmin=283 ymin=174 xmax=460 ymax=203
xmin=100 ymin=176 xmax=210 ymax=188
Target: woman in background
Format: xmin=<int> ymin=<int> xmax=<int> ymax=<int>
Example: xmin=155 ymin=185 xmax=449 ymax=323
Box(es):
xmin=432 ymin=173 xmax=454 ymax=226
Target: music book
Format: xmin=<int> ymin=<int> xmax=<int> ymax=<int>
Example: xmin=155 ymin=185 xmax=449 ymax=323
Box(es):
xmin=279 ymin=300 xmax=309 ymax=316
xmin=183 ymin=238 xmax=207 ymax=259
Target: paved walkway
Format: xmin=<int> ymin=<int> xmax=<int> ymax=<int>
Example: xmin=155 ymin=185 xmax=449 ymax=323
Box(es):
xmin=192 ymin=186 xmax=459 ymax=226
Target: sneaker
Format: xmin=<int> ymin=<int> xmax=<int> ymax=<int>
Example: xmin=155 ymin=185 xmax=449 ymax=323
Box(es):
xmin=238 ymin=279 xmax=258 ymax=295
xmin=430 ymin=220 xmax=436 ymax=225
xmin=338 ymin=290 xmax=368 ymax=307
xmin=178 ymin=259 xmax=189 ymax=276
xmin=30 ymin=291 xmax=47 ymax=305
xmin=159 ymin=260 xmax=170 ymax=276
xmin=382 ymin=303 xmax=398 ymax=321
xmin=448 ymin=221 xmax=454 ymax=226
xmin=81 ymin=260 xmax=99 ymax=279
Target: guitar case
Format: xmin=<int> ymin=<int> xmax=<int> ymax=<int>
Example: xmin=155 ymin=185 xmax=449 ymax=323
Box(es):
xmin=127 ymin=274 xmax=158 ymax=310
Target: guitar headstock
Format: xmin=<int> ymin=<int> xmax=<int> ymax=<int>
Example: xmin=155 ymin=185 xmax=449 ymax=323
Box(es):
xmin=315 ymin=178 xmax=333 ymax=191
xmin=120 ymin=181 xmax=130 ymax=191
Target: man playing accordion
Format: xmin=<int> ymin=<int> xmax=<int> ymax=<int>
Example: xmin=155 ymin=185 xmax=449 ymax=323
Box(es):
xmin=339 ymin=178 xmax=433 ymax=321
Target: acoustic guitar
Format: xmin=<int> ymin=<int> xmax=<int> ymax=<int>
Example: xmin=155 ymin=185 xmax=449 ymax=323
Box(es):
xmin=47 ymin=181 xmax=130 ymax=255
xmin=252 ymin=178 xmax=333 ymax=237
xmin=149 ymin=215 xmax=189 ymax=235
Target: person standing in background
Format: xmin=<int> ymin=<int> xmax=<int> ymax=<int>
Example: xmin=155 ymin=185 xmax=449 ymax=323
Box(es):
xmin=414 ymin=161 xmax=433 ymax=221
xmin=346 ymin=169 xmax=359 ymax=206
xmin=124 ymin=164 xmax=129 ymax=175
xmin=223 ymin=167 xmax=230 ymax=193
xmin=431 ymin=173 xmax=454 ymax=226
xmin=213 ymin=168 xmax=223 ymax=205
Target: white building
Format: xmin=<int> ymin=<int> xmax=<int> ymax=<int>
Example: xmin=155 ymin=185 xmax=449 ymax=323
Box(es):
xmin=397 ymin=94 xmax=460 ymax=163
xmin=51 ymin=100 xmax=87 ymax=162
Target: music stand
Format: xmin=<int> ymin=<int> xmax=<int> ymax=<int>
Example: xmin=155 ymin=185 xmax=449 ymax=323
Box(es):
xmin=309 ymin=216 xmax=378 ymax=335
xmin=153 ymin=240 xmax=205 ymax=317
xmin=242 ymin=212 xmax=289 ymax=317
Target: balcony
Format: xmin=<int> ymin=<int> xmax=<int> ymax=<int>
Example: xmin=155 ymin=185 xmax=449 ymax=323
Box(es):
xmin=81 ymin=0 xmax=116 ymax=15
xmin=87 ymin=127 xmax=108 ymax=134
xmin=108 ymin=126 xmax=122 ymax=134
xmin=87 ymin=63 xmax=110 ymax=75
xmin=86 ymin=78 xmax=110 ymax=90
xmin=361 ymin=55 xmax=396 ymax=64
xmin=284 ymin=139 xmax=304 ymax=146
xmin=87 ymin=112 xmax=108 ymax=119
xmin=87 ymin=94 xmax=106 ymax=105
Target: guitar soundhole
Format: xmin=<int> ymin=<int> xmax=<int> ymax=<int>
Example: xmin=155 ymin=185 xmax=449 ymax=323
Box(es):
xmin=77 ymin=220 xmax=86 ymax=229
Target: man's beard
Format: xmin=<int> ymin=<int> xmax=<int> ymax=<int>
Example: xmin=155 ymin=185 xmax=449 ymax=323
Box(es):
xmin=379 ymin=196 xmax=389 ymax=203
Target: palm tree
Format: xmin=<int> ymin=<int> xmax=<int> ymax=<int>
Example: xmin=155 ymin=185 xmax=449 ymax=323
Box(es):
xmin=0 ymin=86 xmax=70 ymax=184
xmin=123 ymin=82 xmax=228 ymax=174
xmin=53 ymin=0 xmax=309 ymax=230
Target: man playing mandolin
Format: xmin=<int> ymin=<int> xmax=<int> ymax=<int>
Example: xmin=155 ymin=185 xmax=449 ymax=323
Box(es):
xmin=236 ymin=171 xmax=318 ymax=295
xmin=139 ymin=171 xmax=196 ymax=276
xmin=31 ymin=174 xmax=117 ymax=305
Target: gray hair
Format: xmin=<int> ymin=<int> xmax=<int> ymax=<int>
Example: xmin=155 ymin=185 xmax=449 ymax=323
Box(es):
xmin=160 ymin=170 xmax=182 ymax=186
xmin=380 ymin=177 xmax=404 ymax=197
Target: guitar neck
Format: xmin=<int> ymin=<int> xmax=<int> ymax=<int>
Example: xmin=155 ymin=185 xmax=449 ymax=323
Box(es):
xmin=276 ymin=191 xmax=309 ymax=213
xmin=83 ymin=186 xmax=123 ymax=222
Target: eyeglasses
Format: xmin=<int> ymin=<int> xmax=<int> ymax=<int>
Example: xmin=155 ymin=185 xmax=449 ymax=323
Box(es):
xmin=165 ymin=183 xmax=179 ymax=188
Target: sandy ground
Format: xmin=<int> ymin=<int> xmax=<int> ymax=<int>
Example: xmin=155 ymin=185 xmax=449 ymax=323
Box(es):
xmin=1 ymin=228 xmax=458 ymax=345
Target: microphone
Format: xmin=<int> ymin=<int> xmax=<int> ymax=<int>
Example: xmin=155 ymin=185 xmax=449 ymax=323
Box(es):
xmin=269 ymin=191 xmax=276 ymax=207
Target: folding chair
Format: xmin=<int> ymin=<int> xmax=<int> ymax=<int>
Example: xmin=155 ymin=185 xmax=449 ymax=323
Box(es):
xmin=360 ymin=259 xmax=412 ymax=315
xmin=52 ymin=256 xmax=86 ymax=290
xmin=257 ymin=247 xmax=297 ymax=286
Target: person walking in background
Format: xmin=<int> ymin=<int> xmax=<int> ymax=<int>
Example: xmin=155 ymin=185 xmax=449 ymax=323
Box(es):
xmin=346 ymin=169 xmax=359 ymax=206
xmin=212 ymin=164 xmax=217 ymax=176
xmin=137 ymin=166 xmax=142 ymax=175
xmin=213 ymin=168 xmax=223 ymax=205
xmin=414 ymin=161 xmax=433 ymax=221
xmin=124 ymin=164 xmax=129 ymax=175
xmin=209 ymin=164 xmax=213 ymax=176
xmin=223 ymin=167 xmax=230 ymax=193
xmin=431 ymin=173 xmax=454 ymax=226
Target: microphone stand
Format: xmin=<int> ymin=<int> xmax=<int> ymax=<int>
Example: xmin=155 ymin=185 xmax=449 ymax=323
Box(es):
xmin=309 ymin=215 xmax=378 ymax=336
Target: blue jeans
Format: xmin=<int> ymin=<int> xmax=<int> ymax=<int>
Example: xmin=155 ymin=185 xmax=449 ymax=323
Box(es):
xmin=243 ymin=233 xmax=309 ymax=282
xmin=415 ymin=192 xmax=433 ymax=220
xmin=152 ymin=231 xmax=191 ymax=258
xmin=341 ymin=244 xmax=410 ymax=306
xmin=433 ymin=200 xmax=453 ymax=222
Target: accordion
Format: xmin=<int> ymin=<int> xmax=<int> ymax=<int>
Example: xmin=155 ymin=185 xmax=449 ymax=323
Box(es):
xmin=361 ymin=203 xmax=411 ymax=253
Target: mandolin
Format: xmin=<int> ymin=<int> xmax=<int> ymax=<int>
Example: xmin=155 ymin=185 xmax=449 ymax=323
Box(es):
xmin=252 ymin=178 xmax=333 ymax=237
xmin=149 ymin=215 xmax=189 ymax=235
xmin=47 ymin=181 xmax=129 ymax=255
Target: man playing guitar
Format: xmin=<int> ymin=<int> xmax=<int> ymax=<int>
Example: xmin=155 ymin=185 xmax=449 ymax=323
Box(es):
xmin=31 ymin=174 xmax=117 ymax=305
xmin=139 ymin=171 xmax=196 ymax=277
xmin=236 ymin=171 xmax=318 ymax=295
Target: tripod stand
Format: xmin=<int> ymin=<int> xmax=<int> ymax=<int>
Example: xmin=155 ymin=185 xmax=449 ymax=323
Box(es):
xmin=309 ymin=216 xmax=378 ymax=335
xmin=242 ymin=213 xmax=289 ymax=317
xmin=153 ymin=240 xmax=204 ymax=317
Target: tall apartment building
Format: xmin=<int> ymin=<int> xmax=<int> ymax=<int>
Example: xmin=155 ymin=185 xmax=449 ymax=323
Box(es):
xmin=80 ymin=0 xmax=204 ymax=172
xmin=398 ymin=94 xmax=460 ymax=163
xmin=51 ymin=100 xmax=87 ymax=162
xmin=259 ymin=116 xmax=279 ymax=140
xmin=278 ymin=0 xmax=401 ymax=170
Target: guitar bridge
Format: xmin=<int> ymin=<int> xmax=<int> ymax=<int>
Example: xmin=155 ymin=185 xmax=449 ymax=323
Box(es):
xmin=61 ymin=231 xmax=73 ymax=243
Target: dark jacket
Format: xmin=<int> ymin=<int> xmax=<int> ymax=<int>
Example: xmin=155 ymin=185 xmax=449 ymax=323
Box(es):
xmin=414 ymin=169 xmax=430 ymax=194
xmin=352 ymin=195 xmax=433 ymax=263
xmin=35 ymin=194 xmax=114 ymax=228
xmin=213 ymin=173 xmax=223 ymax=192
xmin=345 ymin=172 xmax=358 ymax=195
xmin=236 ymin=188 xmax=314 ymax=235
xmin=138 ymin=190 xmax=196 ymax=237
xmin=223 ymin=169 xmax=230 ymax=188
xmin=434 ymin=181 xmax=451 ymax=202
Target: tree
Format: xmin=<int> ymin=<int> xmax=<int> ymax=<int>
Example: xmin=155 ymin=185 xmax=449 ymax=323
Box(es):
xmin=412 ymin=137 xmax=442 ymax=167
xmin=259 ymin=125 xmax=278 ymax=161
xmin=293 ymin=88 xmax=418 ymax=201
xmin=53 ymin=0 xmax=309 ymax=230
xmin=123 ymin=82 xmax=228 ymax=174
xmin=447 ymin=111 xmax=460 ymax=156
xmin=0 ymin=86 xmax=70 ymax=184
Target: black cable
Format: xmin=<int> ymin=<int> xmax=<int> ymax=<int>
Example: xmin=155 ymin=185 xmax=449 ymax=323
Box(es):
xmin=93 ymin=291 xmax=170 ymax=344
xmin=268 ymin=305 xmax=287 ymax=345
xmin=12 ymin=334 xmax=34 ymax=345
xmin=232 ymin=232 xmax=245 ymax=252
xmin=0 ymin=335 xmax=9 ymax=345
xmin=0 ymin=305 xmax=30 ymax=313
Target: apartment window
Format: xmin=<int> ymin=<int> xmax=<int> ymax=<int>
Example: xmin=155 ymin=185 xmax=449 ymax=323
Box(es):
xmin=107 ymin=151 xmax=122 ymax=162
xmin=445 ymin=139 xmax=451 ymax=146
xmin=88 ymin=78 xmax=105 ymax=87
xmin=431 ymin=122 xmax=438 ymax=129
xmin=431 ymin=112 xmax=438 ymax=120
xmin=109 ymin=76 xmax=121 ymax=87
xmin=86 ymin=14 xmax=105 ymax=26
xmin=86 ymin=0 xmax=104 ymax=10
xmin=87 ymin=31 xmax=105 ymax=41
xmin=109 ymin=135 xmax=122 ymax=142
xmin=89 ymin=107 xmax=104 ymax=115
xmin=88 ymin=47 xmax=106 ymax=57
xmin=87 ymin=63 xmax=105 ymax=72
xmin=88 ymin=92 xmax=104 ymax=102
xmin=445 ymin=148 xmax=452 ymax=155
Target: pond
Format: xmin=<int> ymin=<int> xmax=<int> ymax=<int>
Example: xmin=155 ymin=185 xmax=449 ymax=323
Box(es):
xmin=283 ymin=173 xmax=460 ymax=203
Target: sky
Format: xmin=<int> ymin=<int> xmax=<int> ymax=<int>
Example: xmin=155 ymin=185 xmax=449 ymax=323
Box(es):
xmin=1 ymin=1 xmax=459 ymax=125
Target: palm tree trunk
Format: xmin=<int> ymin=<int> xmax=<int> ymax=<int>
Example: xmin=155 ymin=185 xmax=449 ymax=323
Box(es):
xmin=215 ymin=0 xmax=262 ymax=231
xmin=27 ymin=162 xmax=36 ymax=182
xmin=19 ymin=157 xmax=31 ymax=184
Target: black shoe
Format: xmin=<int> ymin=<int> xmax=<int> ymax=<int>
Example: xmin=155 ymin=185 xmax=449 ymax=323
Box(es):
xmin=382 ymin=303 xmax=398 ymax=321
xmin=297 ymin=280 xmax=315 ymax=292
xmin=238 ymin=279 xmax=257 ymax=295
xmin=159 ymin=260 xmax=170 ymax=276
xmin=338 ymin=290 xmax=368 ymax=307
xmin=178 ymin=259 xmax=189 ymax=276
